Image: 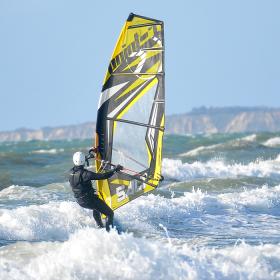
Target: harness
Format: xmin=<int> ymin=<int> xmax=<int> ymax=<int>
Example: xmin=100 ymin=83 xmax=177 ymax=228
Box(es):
xmin=70 ymin=168 xmax=91 ymax=198
xmin=75 ymin=168 xmax=84 ymax=187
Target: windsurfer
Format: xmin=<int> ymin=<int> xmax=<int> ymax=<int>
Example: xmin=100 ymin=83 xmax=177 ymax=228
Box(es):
xmin=69 ymin=150 xmax=123 ymax=231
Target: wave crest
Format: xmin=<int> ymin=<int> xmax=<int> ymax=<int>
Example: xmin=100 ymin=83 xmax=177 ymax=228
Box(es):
xmin=263 ymin=137 xmax=280 ymax=147
xmin=162 ymin=157 xmax=280 ymax=181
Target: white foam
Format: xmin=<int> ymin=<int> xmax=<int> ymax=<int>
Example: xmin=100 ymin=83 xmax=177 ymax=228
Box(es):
xmin=240 ymin=134 xmax=257 ymax=142
xmin=125 ymin=184 xmax=280 ymax=219
xmin=1 ymin=184 xmax=279 ymax=242
xmin=31 ymin=148 xmax=64 ymax=154
xmin=263 ymin=137 xmax=280 ymax=147
xmin=0 ymin=228 xmax=279 ymax=280
xmin=0 ymin=201 xmax=95 ymax=241
xmin=116 ymin=189 xmax=207 ymax=234
xmin=0 ymin=184 xmax=71 ymax=204
xmin=180 ymin=144 xmax=219 ymax=157
xmin=162 ymin=157 xmax=280 ymax=181
xmin=218 ymin=185 xmax=280 ymax=210
xmin=0 ymin=184 xmax=279 ymax=279
xmin=0 ymin=188 xmax=205 ymax=242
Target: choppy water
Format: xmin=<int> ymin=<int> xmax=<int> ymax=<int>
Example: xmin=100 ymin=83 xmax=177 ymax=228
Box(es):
xmin=1 ymin=132 xmax=280 ymax=279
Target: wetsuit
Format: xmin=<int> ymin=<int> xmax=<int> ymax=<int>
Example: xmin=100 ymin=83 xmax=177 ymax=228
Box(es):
xmin=69 ymin=165 xmax=116 ymax=231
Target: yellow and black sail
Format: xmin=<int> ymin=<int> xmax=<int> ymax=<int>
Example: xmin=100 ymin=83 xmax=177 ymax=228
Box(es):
xmin=95 ymin=13 xmax=165 ymax=210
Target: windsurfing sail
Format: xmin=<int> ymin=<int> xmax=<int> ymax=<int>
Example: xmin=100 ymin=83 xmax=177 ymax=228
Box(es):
xmin=95 ymin=13 xmax=165 ymax=210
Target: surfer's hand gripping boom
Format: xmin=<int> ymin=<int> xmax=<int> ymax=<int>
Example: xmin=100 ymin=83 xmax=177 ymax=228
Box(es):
xmin=114 ymin=164 xmax=123 ymax=172
xmin=85 ymin=150 xmax=124 ymax=172
xmin=88 ymin=147 xmax=98 ymax=158
xmin=85 ymin=150 xmax=163 ymax=183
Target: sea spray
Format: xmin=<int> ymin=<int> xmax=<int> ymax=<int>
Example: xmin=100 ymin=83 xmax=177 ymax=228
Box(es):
xmin=1 ymin=228 xmax=279 ymax=280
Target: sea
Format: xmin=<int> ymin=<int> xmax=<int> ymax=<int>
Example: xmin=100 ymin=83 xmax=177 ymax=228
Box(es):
xmin=1 ymin=132 xmax=280 ymax=279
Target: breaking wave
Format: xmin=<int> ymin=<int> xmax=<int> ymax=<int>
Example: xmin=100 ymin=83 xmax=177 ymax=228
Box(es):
xmin=162 ymin=156 xmax=280 ymax=181
xmin=0 ymin=227 xmax=279 ymax=280
xmin=241 ymin=134 xmax=257 ymax=142
xmin=179 ymin=134 xmax=258 ymax=157
xmin=263 ymin=137 xmax=280 ymax=147
xmin=1 ymin=184 xmax=280 ymax=241
xmin=0 ymin=184 xmax=72 ymax=208
xmin=179 ymin=144 xmax=219 ymax=157
xmin=0 ymin=183 xmax=280 ymax=279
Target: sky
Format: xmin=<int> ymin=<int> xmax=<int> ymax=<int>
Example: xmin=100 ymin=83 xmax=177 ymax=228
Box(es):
xmin=0 ymin=0 xmax=279 ymax=131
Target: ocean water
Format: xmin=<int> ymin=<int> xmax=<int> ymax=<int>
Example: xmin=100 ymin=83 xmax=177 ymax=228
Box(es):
xmin=1 ymin=133 xmax=280 ymax=279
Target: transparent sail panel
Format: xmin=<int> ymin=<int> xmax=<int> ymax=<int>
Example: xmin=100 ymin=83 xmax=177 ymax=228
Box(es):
xmin=111 ymin=122 xmax=149 ymax=173
xmin=120 ymin=83 xmax=157 ymax=124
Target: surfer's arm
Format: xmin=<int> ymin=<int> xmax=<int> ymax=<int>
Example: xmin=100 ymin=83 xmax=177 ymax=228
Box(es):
xmin=85 ymin=170 xmax=115 ymax=180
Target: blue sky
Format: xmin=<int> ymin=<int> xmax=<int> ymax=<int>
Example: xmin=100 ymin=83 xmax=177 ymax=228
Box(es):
xmin=0 ymin=0 xmax=279 ymax=131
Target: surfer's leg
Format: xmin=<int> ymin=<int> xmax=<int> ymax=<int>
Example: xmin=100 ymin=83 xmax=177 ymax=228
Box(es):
xmin=77 ymin=196 xmax=104 ymax=228
xmin=105 ymin=211 xmax=114 ymax=232
xmin=92 ymin=209 xmax=104 ymax=228
xmin=92 ymin=195 xmax=114 ymax=232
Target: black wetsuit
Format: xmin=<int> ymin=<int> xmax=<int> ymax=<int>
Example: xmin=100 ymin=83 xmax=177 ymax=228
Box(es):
xmin=69 ymin=165 xmax=116 ymax=231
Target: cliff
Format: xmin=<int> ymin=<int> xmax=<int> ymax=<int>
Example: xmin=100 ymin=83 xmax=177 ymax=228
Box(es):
xmin=1 ymin=107 xmax=280 ymax=141
xmin=0 ymin=122 xmax=95 ymax=142
xmin=166 ymin=107 xmax=280 ymax=134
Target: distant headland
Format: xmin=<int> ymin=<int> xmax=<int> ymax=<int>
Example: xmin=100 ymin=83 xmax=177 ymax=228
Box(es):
xmin=1 ymin=107 xmax=280 ymax=142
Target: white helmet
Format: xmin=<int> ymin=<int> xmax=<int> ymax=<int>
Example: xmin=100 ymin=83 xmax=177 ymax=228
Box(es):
xmin=73 ymin=151 xmax=86 ymax=166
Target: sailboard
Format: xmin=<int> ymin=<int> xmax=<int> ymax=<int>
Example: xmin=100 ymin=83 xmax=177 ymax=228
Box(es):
xmin=95 ymin=13 xmax=165 ymax=210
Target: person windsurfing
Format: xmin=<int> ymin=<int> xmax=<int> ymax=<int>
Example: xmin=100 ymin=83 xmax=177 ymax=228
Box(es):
xmin=69 ymin=148 xmax=123 ymax=231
